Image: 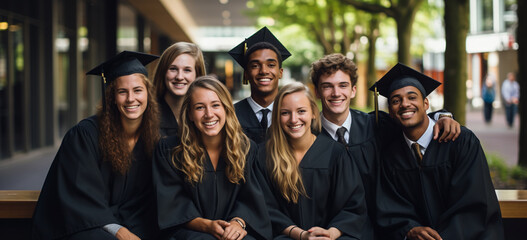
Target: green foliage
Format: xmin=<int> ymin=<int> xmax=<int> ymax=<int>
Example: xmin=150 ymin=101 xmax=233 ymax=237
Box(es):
xmin=487 ymin=153 xmax=527 ymax=189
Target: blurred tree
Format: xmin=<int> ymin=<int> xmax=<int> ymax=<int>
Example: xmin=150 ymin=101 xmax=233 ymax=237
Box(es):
xmin=340 ymin=0 xmax=425 ymax=65
xmin=249 ymin=0 xmax=362 ymax=55
xmin=249 ymin=0 xmax=381 ymax=108
xmin=517 ymin=0 xmax=526 ymax=166
xmin=443 ymin=0 xmax=469 ymax=125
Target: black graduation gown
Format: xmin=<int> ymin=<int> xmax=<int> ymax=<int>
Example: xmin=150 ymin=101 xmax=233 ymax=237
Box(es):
xmin=321 ymin=109 xmax=383 ymax=240
xmin=32 ymin=116 xmax=158 ymax=240
xmin=235 ymin=98 xmax=267 ymax=144
xmin=159 ymin=97 xmax=179 ymax=137
xmin=254 ymin=135 xmax=366 ymax=239
xmin=152 ymin=136 xmax=272 ymax=240
xmin=376 ymin=127 xmax=504 ymax=240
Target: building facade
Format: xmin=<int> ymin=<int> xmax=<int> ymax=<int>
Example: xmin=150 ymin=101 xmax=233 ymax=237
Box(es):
xmin=0 ymin=0 xmax=186 ymax=160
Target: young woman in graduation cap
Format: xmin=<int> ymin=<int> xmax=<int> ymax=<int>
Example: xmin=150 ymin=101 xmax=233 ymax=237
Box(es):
xmin=152 ymin=42 xmax=206 ymax=137
xmin=254 ymin=82 xmax=367 ymax=240
xmin=32 ymin=51 xmax=161 ymax=240
xmin=152 ymin=76 xmax=271 ymax=240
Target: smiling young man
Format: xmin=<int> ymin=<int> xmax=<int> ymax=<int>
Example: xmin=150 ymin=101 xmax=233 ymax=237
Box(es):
xmin=310 ymin=54 xmax=462 ymax=240
xmin=373 ymin=63 xmax=504 ymax=240
xmin=229 ymin=27 xmax=291 ymax=143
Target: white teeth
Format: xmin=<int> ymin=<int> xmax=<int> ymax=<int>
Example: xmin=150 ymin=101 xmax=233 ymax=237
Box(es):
xmin=173 ymin=83 xmax=185 ymax=87
xmin=204 ymin=121 xmax=218 ymax=126
xmin=330 ymin=100 xmax=343 ymax=103
xmin=125 ymin=105 xmax=139 ymax=109
xmin=290 ymin=124 xmax=302 ymax=129
xmin=258 ymin=78 xmax=271 ymax=82
xmin=401 ymin=112 xmax=414 ymax=116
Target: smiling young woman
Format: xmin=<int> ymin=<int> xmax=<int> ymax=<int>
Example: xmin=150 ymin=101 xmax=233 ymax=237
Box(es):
xmin=152 ymin=76 xmax=271 ymax=240
xmin=32 ymin=51 xmax=161 ymax=240
xmin=254 ymin=82 xmax=366 ymax=240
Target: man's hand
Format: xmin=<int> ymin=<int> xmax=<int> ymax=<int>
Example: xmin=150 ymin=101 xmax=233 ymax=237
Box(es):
xmin=115 ymin=227 xmax=141 ymax=240
xmin=434 ymin=117 xmax=460 ymax=142
xmin=407 ymin=226 xmax=442 ymax=240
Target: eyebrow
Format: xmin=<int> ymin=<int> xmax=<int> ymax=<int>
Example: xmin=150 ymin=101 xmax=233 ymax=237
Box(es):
xmin=248 ymin=58 xmax=278 ymax=64
xmin=390 ymin=90 xmax=419 ymax=99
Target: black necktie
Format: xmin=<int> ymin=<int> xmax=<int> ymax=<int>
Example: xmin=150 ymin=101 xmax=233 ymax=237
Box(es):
xmin=412 ymin=143 xmax=423 ymax=166
xmin=260 ymin=109 xmax=270 ymax=129
xmin=336 ymin=127 xmax=347 ymax=145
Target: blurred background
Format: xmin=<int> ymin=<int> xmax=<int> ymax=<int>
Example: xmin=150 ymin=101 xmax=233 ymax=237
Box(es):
xmin=0 ymin=0 xmax=523 ymax=189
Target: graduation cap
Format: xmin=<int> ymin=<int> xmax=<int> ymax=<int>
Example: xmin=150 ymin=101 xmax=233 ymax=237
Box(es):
xmin=228 ymin=26 xmax=291 ymax=84
xmin=368 ymin=63 xmax=441 ymax=123
xmin=86 ymin=51 xmax=159 ymax=110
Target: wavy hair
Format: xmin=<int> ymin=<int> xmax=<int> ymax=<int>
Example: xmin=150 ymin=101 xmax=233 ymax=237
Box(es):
xmin=97 ymin=73 xmax=160 ymax=175
xmin=153 ymin=42 xmax=206 ymax=99
xmin=266 ymin=82 xmax=321 ymax=203
xmin=172 ymin=76 xmax=249 ymax=184
xmin=310 ymin=53 xmax=358 ymax=88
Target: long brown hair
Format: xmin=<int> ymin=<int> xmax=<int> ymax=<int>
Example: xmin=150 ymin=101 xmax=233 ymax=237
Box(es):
xmin=172 ymin=76 xmax=249 ymax=184
xmin=266 ymin=82 xmax=321 ymax=203
xmin=153 ymin=42 xmax=206 ymax=99
xmin=97 ymin=73 xmax=160 ymax=174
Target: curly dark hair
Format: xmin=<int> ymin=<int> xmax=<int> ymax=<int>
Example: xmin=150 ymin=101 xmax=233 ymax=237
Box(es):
xmin=97 ymin=73 xmax=160 ymax=175
xmin=310 ymin=53 xmax=358 ymax=88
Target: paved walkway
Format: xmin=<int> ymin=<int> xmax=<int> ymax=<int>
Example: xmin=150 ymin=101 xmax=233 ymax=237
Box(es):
xmin=465 ymin=108 xmax=520 ymax=166
xmin=0 ymin=108 xmax=520 ymax=190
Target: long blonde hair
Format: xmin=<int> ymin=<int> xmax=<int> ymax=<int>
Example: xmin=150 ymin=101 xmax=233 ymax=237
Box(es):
xmin=172 ymin=76 xmax=249 ymax=184
xmin=266 ymin=82 xmax=321 ymax=203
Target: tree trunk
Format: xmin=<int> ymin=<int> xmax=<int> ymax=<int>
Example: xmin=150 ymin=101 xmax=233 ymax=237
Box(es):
xmin=395 ymin=12 xmax=414 ymax=65
xmin=517 ymin=1 xmax=527 ymax=166
xmin=443 ymin=0 xmax=469 ymax=125
xmin=367 ymin=16 xmax=379 ymax=108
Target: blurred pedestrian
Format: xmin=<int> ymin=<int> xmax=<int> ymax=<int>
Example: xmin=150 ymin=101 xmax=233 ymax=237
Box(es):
xmin=501 ymin=72 xmax=520 ymax=128
xmin=152 ymin=42 xmax=206 ymax=137
xmin=482 ymin=74 xmax=496 ymax=124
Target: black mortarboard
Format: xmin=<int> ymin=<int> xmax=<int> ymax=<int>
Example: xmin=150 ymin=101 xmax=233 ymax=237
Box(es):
xmin=368 ymin=63 xmax=441 ymax=123
xmin=228 ymin=27 xmax=291 ymax=82
xmin=86 ymin=51 xmax=159 ymax=110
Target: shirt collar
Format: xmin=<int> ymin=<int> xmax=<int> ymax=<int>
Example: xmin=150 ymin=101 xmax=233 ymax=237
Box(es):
xmin=247 ymin=96 xmax=273 ymax=114
xmin=404 ymin=116 xmax=436 ymax=151
xmin=321 ymin=111 xmax=352 ymax=141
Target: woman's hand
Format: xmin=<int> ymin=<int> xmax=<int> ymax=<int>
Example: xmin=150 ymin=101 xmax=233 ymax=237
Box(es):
xmin=303 ymin=226 xmax=341 ymax=240
xmin=186 ymin=217 xmax=229 ymax=239
xmin=221 ymin=219 xmax=247 ymax=240
xmin=207 ymin=220 xmax=230 ymax=239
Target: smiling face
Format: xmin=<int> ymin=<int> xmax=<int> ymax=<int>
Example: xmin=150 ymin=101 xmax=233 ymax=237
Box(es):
xmin=315 ymin=70 xmax=356 ymax=124
xmin=189 ymin=87 xmax=226 ymax=142
xmin=244 ymin=49 xmax=283 ymax=98
xmin=114 ymin=74 xmax=148 ymax=124
xmin=388 ymin=86 xmax=429 ymax=131
xmin=164 ymin=53 xmax=197 ymax=97
xmin=279 ymin=91 xmax=315 ymax=141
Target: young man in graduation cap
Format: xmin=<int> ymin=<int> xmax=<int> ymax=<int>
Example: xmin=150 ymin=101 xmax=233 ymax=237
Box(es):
xmin=372 ymin=63 xmax=504 ymax=240
xmin=228 ymin=27 xmax=291 ymax=143
xmin=32 ymin=51 xmax=161 ymax=240
xmin=310 ymin=54 xmax=461 ymax=240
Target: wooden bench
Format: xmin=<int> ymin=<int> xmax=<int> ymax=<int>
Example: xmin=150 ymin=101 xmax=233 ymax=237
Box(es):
xmin=1 ymin=190 xmax=527 ymax=239
xmin=0 ymin=190 xmax=40 ymax=219
xmin=0 ymin=190 xmax=39 ymax=240
xmin=496 ymin=189 xmax=527 ymax=218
